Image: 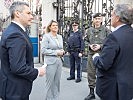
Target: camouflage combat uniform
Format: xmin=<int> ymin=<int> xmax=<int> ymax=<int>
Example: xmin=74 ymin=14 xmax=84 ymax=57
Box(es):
xmin=86 ymin=25 xmax=111 ymax=89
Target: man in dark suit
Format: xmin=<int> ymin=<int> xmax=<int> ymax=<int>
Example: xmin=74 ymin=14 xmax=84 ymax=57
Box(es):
xmin=92 ymin=4 xmax=133 ymax=100
xmin=0 ymin=1 xmax=45 ymax=100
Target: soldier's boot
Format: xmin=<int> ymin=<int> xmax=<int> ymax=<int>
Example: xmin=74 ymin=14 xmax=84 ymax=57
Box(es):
xmin=84 ymin=88 xmax=95 ymax=100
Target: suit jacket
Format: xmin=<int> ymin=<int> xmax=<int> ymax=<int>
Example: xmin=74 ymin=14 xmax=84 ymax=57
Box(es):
xmin=0 ymin=22 xmax=38 ymax=100
xmin=41 ymin=33 xmax=63 ymax=65
xmin=0 ymin=37 xmax=4 ymax=97
xmin=93 ymin=25 xmax=133 ymax=100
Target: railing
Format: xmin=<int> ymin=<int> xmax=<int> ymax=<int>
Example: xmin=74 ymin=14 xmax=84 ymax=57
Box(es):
xmin=56 ymin=0 xmax=114 ymax=52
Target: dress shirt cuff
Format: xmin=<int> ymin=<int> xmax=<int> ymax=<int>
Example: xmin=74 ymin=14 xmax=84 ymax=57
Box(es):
xmin=92 ymin=53 xmax=100 ymax=60
xmin=37 ymin=69 xmax=40 ymax=77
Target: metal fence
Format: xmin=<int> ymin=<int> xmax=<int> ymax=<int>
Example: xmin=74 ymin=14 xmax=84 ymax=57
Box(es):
xmin=55 ymin=0 xmax=114 ymax=50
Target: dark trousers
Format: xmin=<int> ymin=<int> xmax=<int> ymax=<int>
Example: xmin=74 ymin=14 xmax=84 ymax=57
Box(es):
xmin=69 ymin=52 xmax=82 ymax=79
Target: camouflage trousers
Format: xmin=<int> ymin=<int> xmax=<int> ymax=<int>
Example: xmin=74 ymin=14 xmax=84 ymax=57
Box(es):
xmin=87 ymin=54 xmax=96 ymax=89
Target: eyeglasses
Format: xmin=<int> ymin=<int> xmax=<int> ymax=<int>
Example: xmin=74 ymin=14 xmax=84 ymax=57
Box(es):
xmin=72 ymin=24 xmax=78 ymax=26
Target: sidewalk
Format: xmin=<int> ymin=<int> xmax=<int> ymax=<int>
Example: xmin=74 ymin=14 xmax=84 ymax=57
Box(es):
xmin=30 ymin=63 xmax=100 ymax=100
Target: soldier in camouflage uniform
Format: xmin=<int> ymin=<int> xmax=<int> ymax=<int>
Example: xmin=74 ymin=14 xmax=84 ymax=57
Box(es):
xmin=84 ymin=13 xmax=111 ymax=100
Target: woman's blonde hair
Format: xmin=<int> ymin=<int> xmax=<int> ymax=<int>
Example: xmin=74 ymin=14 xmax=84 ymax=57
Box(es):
xmin=46 ymin=20 xmax=58 ymax=33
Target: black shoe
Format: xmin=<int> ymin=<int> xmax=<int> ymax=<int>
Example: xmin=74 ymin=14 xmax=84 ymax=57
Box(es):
xmin=84 ymin=94 xmax=95 ymax=100
xmin=75 ymin=78 xmax=81 ymax=83
xmin=67 ymin=77 xmax=75 ymax=80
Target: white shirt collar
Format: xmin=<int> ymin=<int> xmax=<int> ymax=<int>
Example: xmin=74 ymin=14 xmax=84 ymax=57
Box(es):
xmin=12 ymin=21 xmax=26 ymax=32
xmin=113 ymin=24 xmax=126 ymax=32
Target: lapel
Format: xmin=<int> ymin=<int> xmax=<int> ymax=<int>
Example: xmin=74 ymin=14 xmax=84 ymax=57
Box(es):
xmin=49 ymin=33 xmax=61 ymax=48
xmin=23 ymin=32 xmax=33 ymax=49
xmin=11 ymin=23 xmax=33 ymax=48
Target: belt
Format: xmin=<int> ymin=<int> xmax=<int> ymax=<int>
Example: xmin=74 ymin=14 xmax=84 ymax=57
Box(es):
xmin=46 ymin=55 xmax=60 ymax=58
